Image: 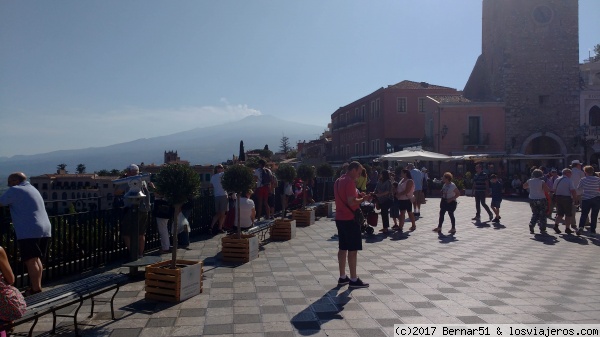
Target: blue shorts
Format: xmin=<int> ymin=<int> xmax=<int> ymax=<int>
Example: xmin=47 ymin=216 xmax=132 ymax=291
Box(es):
xmin=491 ymin=198 xmax=502 ymax=208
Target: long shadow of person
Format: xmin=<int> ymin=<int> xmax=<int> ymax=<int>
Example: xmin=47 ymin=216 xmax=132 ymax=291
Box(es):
xmin=291 ymin=286 xmax=354 ymax=336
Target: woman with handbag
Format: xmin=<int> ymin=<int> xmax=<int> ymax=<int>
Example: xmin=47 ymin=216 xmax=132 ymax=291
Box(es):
xmin=374 ymin=170 xmax=393 ymax=233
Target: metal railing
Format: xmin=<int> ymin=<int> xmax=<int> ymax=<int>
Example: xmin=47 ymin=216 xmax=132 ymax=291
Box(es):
xmin=0 ymin=184 xmax=335 ymax=289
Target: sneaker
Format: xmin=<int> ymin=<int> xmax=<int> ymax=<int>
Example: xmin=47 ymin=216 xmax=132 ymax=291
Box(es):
xmin=489 ymin=214 xmax=493 ymax=221
xmin=540 ymin=228 xmax=547 ymax=235
xmin=472 ymin=216 xmax=480 ymax=220
xmin=529 ymin=224 xmax=535 ymax=234
xmin=565 ymin=228 xmax=574 ymax=235
xmin=492 ymin=217 xmax=500 ymax=223
xmin=576 ymin=227 xmax=583 ymax=236
xmin=349 ymin=278 xmax=369 ymax=288
xmin=392 ymin=225 xmax=400 ymax=230
xmin=337 ymin=276 xmax=350 ymax=286
xmin=553 ymin=225 xmax=561 ymax=234
xmin=432 ymin=227 xmax=440 ymax=232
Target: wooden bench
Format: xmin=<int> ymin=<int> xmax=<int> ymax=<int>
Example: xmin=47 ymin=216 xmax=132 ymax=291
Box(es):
xmin=1 ymin=272 xmax=129 ymax=337
xmin=243 ymin=219 xmax=276 ymax=242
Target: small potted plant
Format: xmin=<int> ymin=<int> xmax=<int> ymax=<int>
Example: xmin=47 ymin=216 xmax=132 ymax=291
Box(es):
xmin=293 ymin=164 xmax=316 ymax=226
xmin=271 ymin=164 xmax=297 ymax=240
xmin=220 ymin=164 xmax=259 ymax=262
xmin=146 ymin=163 xmax=203 ymax=302
xmin=464 ymin=171 xmax=473 ymax=196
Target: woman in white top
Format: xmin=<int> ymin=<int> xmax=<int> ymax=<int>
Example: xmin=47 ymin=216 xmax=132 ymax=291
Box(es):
xmin=235 ymin=189 xmax=256 ymax=230
xmin=523 ymin=169 xmax=550 ymax=234
xmin=433 ymin=172 xmax=460 ymax=234
xmin=576 ymin=165 xmax=600 ymax=236
xmin=394 ymin=169 xmax=416 ymax=232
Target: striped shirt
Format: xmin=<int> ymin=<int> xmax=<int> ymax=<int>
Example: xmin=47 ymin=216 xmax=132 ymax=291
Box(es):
xmin=473 ymin=172 xmax=488 ymax=192
xmin=577 ymin=176 xmax=600 ymax=200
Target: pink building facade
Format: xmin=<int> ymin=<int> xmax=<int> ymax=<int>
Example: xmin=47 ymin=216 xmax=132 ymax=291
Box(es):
xmin=329 ymin=81 xmax=459 ymax=163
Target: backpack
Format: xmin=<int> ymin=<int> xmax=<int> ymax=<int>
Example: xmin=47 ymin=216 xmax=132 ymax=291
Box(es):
xmin=261 ymin=168 xmax=272 ymax=187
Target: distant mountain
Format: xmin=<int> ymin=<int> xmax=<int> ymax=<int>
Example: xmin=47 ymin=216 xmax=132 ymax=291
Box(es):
xmin=0 ymin=115 xmax=325 ymax=177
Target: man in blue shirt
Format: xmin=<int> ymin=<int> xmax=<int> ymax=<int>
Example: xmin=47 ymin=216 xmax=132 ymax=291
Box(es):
xmin=0 ymin=172 xmax=52 ymax=295
xmin=408 ymin=163 xmax=424 ymax=217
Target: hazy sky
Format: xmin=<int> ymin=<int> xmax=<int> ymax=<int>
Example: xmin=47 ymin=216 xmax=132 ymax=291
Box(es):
xmin=1 ymin=1 xmax=598 ymax=158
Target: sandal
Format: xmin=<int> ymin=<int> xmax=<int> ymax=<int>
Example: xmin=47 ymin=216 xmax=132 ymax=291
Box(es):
xmin=448 ymin=229 xmax=456 ymax=234
xmin=432 ymin=227 xmax=440 ymax=232
xmin=409 ymin=226 xmax=416 ymax=231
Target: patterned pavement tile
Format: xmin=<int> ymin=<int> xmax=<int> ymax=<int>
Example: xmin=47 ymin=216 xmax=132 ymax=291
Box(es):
xmin=12 ymin=197 xmax=600 ymax=337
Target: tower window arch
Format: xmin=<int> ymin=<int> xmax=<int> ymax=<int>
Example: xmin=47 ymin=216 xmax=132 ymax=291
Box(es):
xmin=589 ymin=105 xmax=600 ymax=126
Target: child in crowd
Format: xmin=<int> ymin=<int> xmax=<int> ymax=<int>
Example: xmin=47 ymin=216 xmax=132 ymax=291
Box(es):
xmin=489 ymin=174 xmax=503 ymax=222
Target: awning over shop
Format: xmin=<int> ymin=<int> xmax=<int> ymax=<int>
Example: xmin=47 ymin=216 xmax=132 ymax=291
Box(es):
xmin=379 ymin=149 xmax=453 ymax=162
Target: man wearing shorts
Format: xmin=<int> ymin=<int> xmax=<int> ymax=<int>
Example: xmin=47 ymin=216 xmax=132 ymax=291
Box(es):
xmin=210 ymin=164 xmax=228 ymax=233
xmin=553 ymin=168 xmax=577 ymax=234
xmin=334 ymin=161 xmax=372 ymax=288
xmin=0 ymin=172 xmax=52 ymax=295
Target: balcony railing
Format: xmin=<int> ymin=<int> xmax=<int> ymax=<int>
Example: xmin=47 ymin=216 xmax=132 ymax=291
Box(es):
xmin=462 ymin=133 xmax=490 ymax=148
xmin=332 ymin=116 xmax=366 ymax=130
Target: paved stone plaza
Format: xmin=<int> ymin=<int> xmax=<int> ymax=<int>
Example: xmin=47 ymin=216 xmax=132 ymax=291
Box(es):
xmin=17 ymin=196 xmax=600 ymax=336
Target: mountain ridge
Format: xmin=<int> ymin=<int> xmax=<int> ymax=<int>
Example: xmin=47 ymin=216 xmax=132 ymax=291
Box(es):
xmin=0 ymin=115 xmax=325 ymax=176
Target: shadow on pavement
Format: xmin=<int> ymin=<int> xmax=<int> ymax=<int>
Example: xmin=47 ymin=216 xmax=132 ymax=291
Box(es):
xmin=493 ymin=223 xmax=506 ymax=230
xmin=438 ymin=234 xmax=458 ymax=244
xmin=530 ymin=233 xmax=559 ymax=245
xmin=291 ymin=286 xmax=354 ymax=336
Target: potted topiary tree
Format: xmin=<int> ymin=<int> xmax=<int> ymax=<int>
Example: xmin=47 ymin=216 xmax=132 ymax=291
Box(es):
xmin=293 ymin=164 xmax=316 ymax=226
xmin=220 ymin=164 xmax=259 ymax=262
xmin=145 ymin=163 xmax=203 ymax=302
xmin=271 ymin=164 xmax=297 ymax=240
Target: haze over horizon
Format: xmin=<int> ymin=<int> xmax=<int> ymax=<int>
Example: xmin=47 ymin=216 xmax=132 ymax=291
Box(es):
xmin=1 ymin=1 xmax=598 ymax=158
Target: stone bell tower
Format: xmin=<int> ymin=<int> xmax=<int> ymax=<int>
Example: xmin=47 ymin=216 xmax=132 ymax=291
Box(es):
xmin=464 ymin=0 xmax=580 ymax=156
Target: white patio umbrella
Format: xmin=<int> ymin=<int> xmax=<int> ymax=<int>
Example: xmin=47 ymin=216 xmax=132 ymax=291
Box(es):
xmin=379 ymin=149 xmax=453 ymax=162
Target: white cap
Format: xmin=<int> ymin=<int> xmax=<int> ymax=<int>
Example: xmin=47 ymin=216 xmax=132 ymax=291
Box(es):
xmin=127 ymin=164 xmax=139 ymax=171
xmin=571 ymin=160 xmax=582 ymax=165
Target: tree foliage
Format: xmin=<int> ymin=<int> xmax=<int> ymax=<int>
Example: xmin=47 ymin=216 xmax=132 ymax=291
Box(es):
xmin=316 ymin=163 xmax=334 ymax=178
xmin=76 ymin=163 xmax=86 ymax=174
xmin=154 ymin=163 xmax=201 ymax=206
xmin=276 ymin=164 xmax=296 ymax=183
xmin=297 ymin=164 xmax=315 ymax=181
xmin=280 ymin=135 xmax=290 ymax=154
xmin=594 ymin=43 xmax=600 ymax=62
xmin=222 ymin=164 xmax=255 ymax=194
xmin=57 ymin=163 xmax=68 ymax=173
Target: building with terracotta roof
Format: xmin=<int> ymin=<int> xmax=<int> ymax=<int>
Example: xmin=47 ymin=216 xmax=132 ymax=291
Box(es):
xmin=30 ymin=171 xmax=119 ymax=214
xmin=329 ymin=80 xmax=459 ymax=163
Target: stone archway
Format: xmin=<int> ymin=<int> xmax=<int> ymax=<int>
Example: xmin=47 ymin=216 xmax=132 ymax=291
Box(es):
xmin=519 ymin=132 xmax=567 ymax=169
xmin=520 ymin=132 xmax=566 ymax=155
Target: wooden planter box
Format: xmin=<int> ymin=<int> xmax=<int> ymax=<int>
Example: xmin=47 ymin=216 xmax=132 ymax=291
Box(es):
xmin=292 ymin=208 xmax=315 ymax=227
xmin=145 ymin=259 xmax=203 ymax=302
xmin=314 ymin=202 xmax=333 ymax=218
xmin=221 ymin=234 xmax=259 ymax=263
xmin=270 ymin=219 xmax=296 ymax=241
